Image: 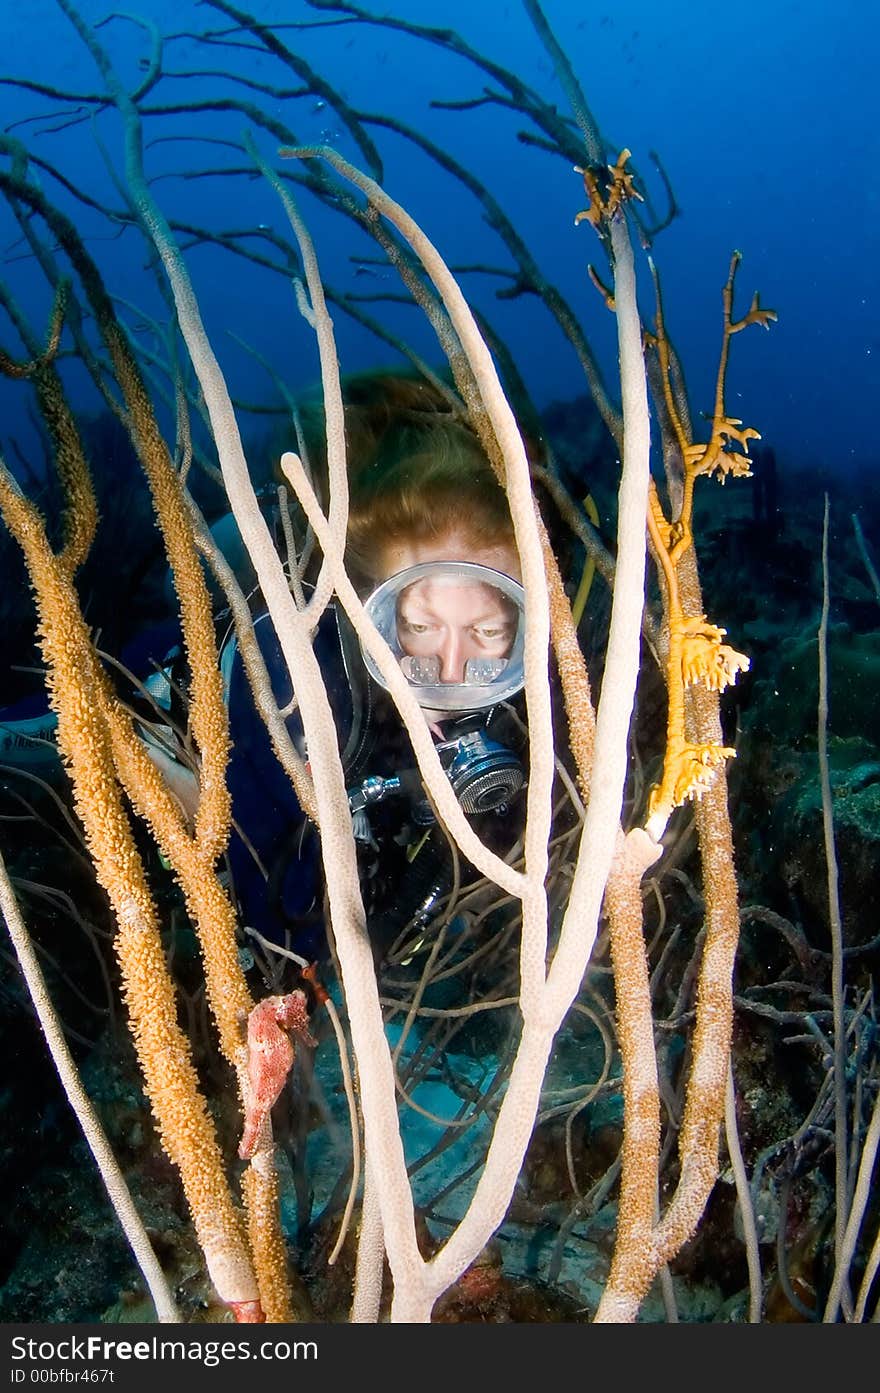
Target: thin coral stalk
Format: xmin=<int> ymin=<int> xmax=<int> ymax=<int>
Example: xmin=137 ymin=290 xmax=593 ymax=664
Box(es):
xmin=0 ymin=846 xmax=181 ymax=1323
xmin=817 ymin=495 xmax=852 ymax=1318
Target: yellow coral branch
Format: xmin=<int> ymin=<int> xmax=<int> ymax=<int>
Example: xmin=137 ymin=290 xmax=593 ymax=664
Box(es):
xmin=0 ymin=461 xmax=260 ymax=1313
xmin=679 ymin=616 xmax=750 ymax=692
xmin=0 ymin=280 xmax=97 ymax=575
xmin=640 ymin=252 xmax=772 ymax=838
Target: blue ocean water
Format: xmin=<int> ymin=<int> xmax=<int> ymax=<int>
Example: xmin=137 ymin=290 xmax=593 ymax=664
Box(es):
xmin=0 ymin=0 xmax=875 ymax=475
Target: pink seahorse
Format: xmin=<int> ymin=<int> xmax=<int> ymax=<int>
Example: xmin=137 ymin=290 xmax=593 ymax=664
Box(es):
xmin=238 ymin=990 xmax=316 ymax=1160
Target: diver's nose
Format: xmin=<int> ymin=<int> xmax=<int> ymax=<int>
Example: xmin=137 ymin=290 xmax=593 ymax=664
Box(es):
xmin=438 ymin=629 xmax=466 ymax=682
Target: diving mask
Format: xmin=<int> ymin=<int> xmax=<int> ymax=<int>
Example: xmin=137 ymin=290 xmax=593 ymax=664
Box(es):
xmin=361 ymin=561 xmax=526 ymax=712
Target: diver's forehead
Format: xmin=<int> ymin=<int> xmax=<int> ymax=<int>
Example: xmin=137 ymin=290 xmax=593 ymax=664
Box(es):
xmin=399 ymin=577 xmax=514 ymax=615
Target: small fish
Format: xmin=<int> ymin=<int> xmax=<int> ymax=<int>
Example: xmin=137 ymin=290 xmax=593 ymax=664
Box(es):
xmin=238 ymin=990 xmax=316 ymax=1160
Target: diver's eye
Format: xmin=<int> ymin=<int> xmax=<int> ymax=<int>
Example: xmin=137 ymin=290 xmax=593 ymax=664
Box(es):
xmin=400 ymin=619 xmax=432 ymax=635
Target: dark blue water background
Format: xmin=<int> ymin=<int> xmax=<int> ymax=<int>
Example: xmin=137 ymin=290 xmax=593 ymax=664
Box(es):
xmin=0 ymin=0 xmax=876 ymax=488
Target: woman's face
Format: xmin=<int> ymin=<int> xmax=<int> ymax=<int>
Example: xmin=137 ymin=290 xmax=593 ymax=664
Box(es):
xmin=397 ymin=575 xmax=518 ymax=683
xmin=380 ymin=534 xmax=521 ymax=688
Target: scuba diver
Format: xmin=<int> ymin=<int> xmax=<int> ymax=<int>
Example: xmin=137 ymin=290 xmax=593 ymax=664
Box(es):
xmin=222 ymin=372 xmax=533 ymax=965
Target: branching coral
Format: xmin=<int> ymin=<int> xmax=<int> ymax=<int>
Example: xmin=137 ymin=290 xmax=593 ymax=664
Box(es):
xmin=0 ymin=453 xmax=263 ymax=1317
xmin=643 ymin=250 xmax=774 ymax=841
xmin=0 ymin=153 xmax=299 ymax=1321
xmin=573 ymin=148 xmax=776 ymax=1321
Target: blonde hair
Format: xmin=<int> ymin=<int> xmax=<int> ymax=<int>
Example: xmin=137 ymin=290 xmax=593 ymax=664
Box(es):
xmin=297 ymin=372 xmax=516 ymax=585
